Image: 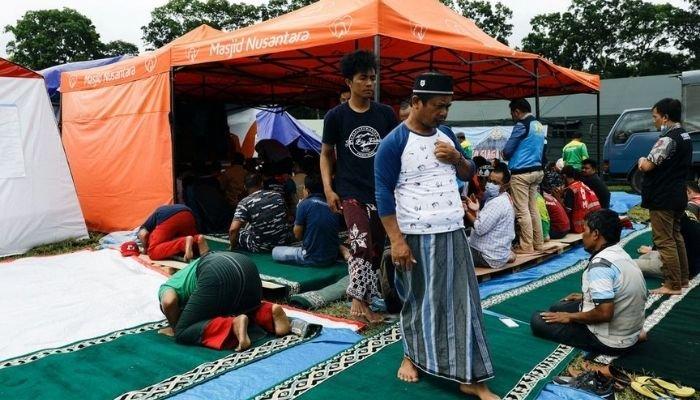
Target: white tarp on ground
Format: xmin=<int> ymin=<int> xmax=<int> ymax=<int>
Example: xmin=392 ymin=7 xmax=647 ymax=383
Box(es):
xmin=0 ymin=249 xmax=167 ymax=361
xmin=0 ymin=76 xmax=88 ymax=257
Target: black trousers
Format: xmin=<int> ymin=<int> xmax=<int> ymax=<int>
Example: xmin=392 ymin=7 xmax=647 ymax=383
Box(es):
xmin=530 ymin=300 xmax=629 ymax=355
xmin=175 ymin=252 xmax=262 ymax=345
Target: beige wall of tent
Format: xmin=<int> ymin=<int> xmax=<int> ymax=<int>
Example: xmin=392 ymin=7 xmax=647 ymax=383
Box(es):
xmin=0 ymin=58 xmax=87 ymax=257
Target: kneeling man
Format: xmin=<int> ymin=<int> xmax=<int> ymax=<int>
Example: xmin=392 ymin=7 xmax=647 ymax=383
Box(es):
xmin=531 ymin=209 xmax=647 ymax=355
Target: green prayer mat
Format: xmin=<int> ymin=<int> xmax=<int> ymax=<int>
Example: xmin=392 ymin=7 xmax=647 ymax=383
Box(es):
xmin=621 ymin=229 xmax=652 ymax=258
xmin=0 ymin=321 xmax=313 ymax=400
xmin=290 ymin=275 xmax=349 ymax=309
xmin=613 ymin=276 xmax=700 ymax=389
xmin=205 ymin=236 xmax=348 ymax=295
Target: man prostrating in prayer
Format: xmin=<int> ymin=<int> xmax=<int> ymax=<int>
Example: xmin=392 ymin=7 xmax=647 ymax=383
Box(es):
xmin=375 ymin=72 xmax=498 ymax=399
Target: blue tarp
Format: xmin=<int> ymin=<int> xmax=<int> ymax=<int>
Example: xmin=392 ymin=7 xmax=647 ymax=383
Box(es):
xmin=609 ymin=192 xmax=642 ymax=214
xmin=172 ymin=327 xmax=361 ymax=400
xmin=38 ymin=56 xmax=127 ymax=98
xmin=256 ymin=108 xmax=322 ymax=153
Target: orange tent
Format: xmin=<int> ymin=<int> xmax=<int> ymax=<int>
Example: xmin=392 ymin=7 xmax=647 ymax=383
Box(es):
xmin=61 ymin=0 xmax=600 ymax=232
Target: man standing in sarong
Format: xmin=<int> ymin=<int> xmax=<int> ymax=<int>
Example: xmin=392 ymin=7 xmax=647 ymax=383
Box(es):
xmin=375 ymin=72 xmax=498 ymax=399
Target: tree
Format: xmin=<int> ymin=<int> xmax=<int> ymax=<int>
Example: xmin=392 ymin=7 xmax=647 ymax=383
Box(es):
xmin=102 ymin=40 xmax=140 ymax=57
xmin=521 ymin=0 xmax=700 ymax=78
xmin=440 ymin=0 xmax=513 ymax=44
xmin=141 ymin=0 xmax=260 ymax=49
xmin=259 ymin=0 xmax=316 ymax=21
xmin=5 ymin=8 xmax=105 ymax=70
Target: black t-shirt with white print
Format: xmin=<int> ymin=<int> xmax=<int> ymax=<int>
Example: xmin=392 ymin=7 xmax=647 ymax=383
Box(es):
xmin=323 ymin=101 xmax=398 ymax=205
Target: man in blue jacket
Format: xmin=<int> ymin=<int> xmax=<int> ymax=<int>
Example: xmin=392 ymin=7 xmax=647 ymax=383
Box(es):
xmin=503 ymin=99 xmax=546 ymax=254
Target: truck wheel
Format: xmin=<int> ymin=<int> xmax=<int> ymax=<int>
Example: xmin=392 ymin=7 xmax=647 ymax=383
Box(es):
xmin=630 ymin=168 xmax=644 ymax=194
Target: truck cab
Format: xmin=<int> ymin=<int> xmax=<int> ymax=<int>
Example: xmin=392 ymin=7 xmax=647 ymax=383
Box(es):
xmin=602 ymin=108 xmax=658 ymax=192
xmin=603 ymin=70 xmax=700 ymax=193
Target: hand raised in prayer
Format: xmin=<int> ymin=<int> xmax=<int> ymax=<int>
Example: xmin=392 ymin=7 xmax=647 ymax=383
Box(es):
xmin=324 ymin=189 xmax=343 ymax=213
xmin=391 ymin=239 xmax=417 ymax=271
xmin=465 ymin=194 xmax=480 ymax=211
xmin=540 ymin=312 xmax=572 ymax=324
xmin=434 ymin=140 xmax=461 ymax=165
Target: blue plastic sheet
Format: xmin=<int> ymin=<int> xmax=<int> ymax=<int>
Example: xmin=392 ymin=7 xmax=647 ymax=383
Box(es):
xmin=38 ymin=56 xmax=126 ymax=98
xmin=255 ymin=108 xmax=322 ymax=153
xmin=609 ymin=192 xmax=641 ymax=214
xmin=172 ymin=327 xmax=361 ymax=400
xmin=537 ymin=383 xmax=604 ymax=400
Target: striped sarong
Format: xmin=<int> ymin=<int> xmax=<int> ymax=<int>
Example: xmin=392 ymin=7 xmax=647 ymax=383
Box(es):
xmin=396 ymin=229 xmax=494 ymax=384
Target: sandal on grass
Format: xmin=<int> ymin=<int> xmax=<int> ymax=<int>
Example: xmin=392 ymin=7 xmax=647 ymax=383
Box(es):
xmin=635 ymin=376 xmax=695 ymax=398
xmin=631 ymin=380 xmax=675 ymax=399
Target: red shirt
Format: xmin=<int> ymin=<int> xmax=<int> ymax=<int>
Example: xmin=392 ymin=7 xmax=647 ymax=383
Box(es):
xmin=544 ymin=192 xmax=570 ymax=234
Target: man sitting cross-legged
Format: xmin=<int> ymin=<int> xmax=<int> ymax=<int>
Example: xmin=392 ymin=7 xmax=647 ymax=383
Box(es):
xmin=465 ymin=161 xmax=517 ymax=269
xmin=229 ymin=173 xmax=293 ymax=253
xmin=158 ymin=251 xmax=291 ymax=350
xmin=272 ymin=173 xmax=341 ymax=266
xmin=530 ymin=209 xmax=647 ymax=355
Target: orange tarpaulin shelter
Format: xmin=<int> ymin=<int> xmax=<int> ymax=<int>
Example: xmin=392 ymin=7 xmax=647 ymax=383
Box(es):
xmin=61 ymin=0 xmax=600 ymax=232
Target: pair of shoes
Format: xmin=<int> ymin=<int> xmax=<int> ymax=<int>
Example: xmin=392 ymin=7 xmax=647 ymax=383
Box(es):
xmin=553 ymin=371 xmax=614 ymax=399
xmin=631 ymin=376 xmax=695 ymax=399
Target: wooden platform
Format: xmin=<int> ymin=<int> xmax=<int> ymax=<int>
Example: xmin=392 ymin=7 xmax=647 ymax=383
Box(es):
xmin=475 ymin=235 xmax=582 ymax=282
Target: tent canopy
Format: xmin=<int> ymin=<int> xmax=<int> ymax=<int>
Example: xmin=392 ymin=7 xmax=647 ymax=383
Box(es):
xmin=256 ymin=108 xmax=321 ymax=153
xmin=59 ymin=0 xmax=599 ymax=231
xmin=165 ymin=0 xmax=599 ymax=107
xmin=39 ymin=56 xmax=127 ymax=97
xmin=0 ymin=58 xmax=87 ymax=256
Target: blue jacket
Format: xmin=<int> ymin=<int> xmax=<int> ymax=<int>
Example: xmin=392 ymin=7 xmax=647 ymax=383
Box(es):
xmin=503 ymin=114 xmax=545 ymax=174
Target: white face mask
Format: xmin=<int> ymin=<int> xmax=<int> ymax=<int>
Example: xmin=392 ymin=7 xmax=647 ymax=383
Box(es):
xmin=485 ymin=182 xmax=501 ymax=198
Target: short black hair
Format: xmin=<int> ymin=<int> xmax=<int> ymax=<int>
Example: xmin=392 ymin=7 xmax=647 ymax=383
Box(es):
xmin=491 ymin=160 xmax=511 ymax=184
xmin=244 ymin=172 xmax=263 ymax=189
xmin=340 ymin=50 xmax=377 ymax=80
xmin=688 ymin=180 xmax=700 ymax=194
xmin=585 ymin=209 xmax=622 ymax=244
xmin=231 ymin=152 xmax=245 ymax=165
xmin=582 ymin=158 xmax=597 ymax=169
xmin=304 ymin=173 xmax=323 ymax=194
xmin=472 ymin=155 xmax=489 ymax=168
xmin=414 ymin=93 xmax=441 ymax=105
xmin=400 ymin=99 xmax=411 ymax=110
xmin=652 ymin=98 xmax=682 ymax=122
xmin=571 ymin=131 xmax=583 ymax=139
xmin=561 ymin=165 xmax=578 ymax=180
xmin=509 ymin=98 xmax=531 ymax=113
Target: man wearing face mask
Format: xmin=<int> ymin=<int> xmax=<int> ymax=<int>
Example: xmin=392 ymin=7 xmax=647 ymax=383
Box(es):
xmin=466 ymin=161 xmax=517 ymax=268
xmin=638 ymin=98 xmax=693 ymax=295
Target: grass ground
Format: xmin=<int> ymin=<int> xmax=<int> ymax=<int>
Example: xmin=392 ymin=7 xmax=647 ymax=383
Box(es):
xmin=0 ymin=232 xmax=104 ymax=262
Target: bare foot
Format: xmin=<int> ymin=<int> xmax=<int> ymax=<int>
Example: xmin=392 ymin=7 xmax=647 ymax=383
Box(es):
xmin=196 ymin=235 xmax=209 ymax=257
xmin=184 ymin=236 xmax=194 ymax=261
xmin=271 ymin=304 xmax=291 ymax=336
xmin=356 ymin=300 xmax=384 ymax=324
xmin=158 ymin=327 xmax=175 ymax=337
xmin=350 ymin=298 xmax=364 ymax=318
xmin=459 ymin=383 xmax=499 ymax=400
xmin=233 ymin=315 xmax=251 ymax=351
xmin=638 ymin=329 xmax=648 ymax=342
xmin=650 ymin=285 xmax=681 ymax=295
xmin=397 ymin=356 xmax=419 ymax=383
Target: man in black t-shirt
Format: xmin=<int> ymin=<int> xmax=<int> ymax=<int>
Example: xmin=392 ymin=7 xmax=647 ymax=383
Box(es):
xmin=580 ymin=159 xmax=611 ymax=209
xmin=320 ymin=50 xmax=398 ymax=323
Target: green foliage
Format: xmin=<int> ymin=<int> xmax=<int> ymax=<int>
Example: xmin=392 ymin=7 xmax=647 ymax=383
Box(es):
xmin=4 ymin=8 xmax=140 ymax=70
xmin=141 ymin=0 xmax=260 ymax=49
xmin=102 ymin=40 xmax=139 ymax=58
xmin=441 ymin=0 xmax=513 ymax=44
xmin=522 ymin=0 xmax=700 ymax=78
xmin=259 ymin=0 xmax=316 ymax=21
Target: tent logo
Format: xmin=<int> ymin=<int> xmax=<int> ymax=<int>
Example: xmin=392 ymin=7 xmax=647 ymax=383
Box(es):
xmin=144 ymin=55 xmax=157 ymax=73
xmin=411 ymin=22 xmax=427 ymax=41
xmin=187 ymin=47 xmax=199 ymax=62
xmin=330 ymin=15 xmax=352 ymax=39
xmin=68 ymin=75 xmax=77 ymax=89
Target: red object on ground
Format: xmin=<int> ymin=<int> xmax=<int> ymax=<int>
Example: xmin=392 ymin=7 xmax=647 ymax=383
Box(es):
xmin=120 ymin=241 xmax=141 ymax=257
xmin=200 ymin=301 xmax=276 ymax=350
